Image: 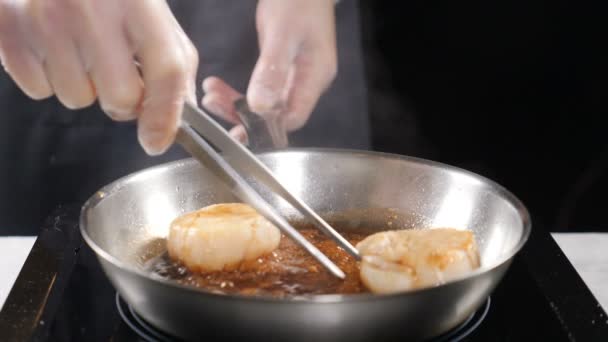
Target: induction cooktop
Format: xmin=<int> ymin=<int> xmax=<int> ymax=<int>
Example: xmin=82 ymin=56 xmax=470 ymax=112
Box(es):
xmin=0 ymin=205 xmax=607 ymax=341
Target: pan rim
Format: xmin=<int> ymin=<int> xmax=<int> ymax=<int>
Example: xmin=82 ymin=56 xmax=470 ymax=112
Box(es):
xmin=79 ymin=148 xmax=532 ymax=304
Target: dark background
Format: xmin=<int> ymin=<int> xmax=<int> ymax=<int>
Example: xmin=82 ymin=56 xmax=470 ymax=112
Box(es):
xmin=1 ymin=0 xmax=607 ymax=234
xmin=360 ymin=0 xmax=608 ymax=232
xmin=1 ymin=3 xmax=607 ymax=341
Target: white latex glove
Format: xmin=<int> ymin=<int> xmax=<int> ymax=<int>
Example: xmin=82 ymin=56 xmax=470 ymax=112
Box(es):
xmin=201 ymin=0 xmax=337 ymax=143
xmin=0 ymin=0 xmax=198 ymax=155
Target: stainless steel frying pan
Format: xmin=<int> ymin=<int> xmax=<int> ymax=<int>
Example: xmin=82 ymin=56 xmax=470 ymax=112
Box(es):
xmin=80 ymin=149 xmax=531 ymax=341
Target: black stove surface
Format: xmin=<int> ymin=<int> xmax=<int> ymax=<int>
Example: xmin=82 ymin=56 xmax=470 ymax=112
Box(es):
xmin=1 ymin=205 xmax=607 ymax=341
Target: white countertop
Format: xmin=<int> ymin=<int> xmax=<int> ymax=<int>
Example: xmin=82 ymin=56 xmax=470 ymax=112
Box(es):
xmin=552 ymin=233 xmax=608 ymax=311
xmin=1 ymin=234 xmax=607 ymax=311
xmin=0 ymin=236 xmax=36 ymax=310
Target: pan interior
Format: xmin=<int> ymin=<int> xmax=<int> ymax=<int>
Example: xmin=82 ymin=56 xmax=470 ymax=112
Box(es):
xmin=82 ymin=150 xmax=529 ymax=293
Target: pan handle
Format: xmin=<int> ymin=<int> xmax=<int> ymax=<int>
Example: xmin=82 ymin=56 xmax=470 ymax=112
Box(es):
xmin=234 ymin=98 xmax=288 ymax=152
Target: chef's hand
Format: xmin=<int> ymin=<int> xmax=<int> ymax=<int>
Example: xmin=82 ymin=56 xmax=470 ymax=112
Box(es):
xmin=202 ymin=0 xmax=337 ymax=143
xmin=0 ymin=0 xmax=198 ymax=155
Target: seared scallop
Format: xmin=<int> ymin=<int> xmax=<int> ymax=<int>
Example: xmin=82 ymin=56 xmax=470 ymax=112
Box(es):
xmin=167 ymin=203 xmax=281 ymax=272
xmin=356 ymin=228 xmax=480 ymax=294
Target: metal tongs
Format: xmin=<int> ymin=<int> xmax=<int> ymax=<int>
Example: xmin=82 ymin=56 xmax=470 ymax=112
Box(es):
xmin=175 ymin=101 xmax=360 ymax=279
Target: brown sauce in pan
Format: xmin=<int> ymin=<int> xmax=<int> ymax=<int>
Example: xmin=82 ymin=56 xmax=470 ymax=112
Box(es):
xmin=144 ymin=227 xmax=369 ymax=297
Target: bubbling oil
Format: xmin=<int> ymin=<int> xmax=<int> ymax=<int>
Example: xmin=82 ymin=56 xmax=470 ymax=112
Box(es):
xmin=144 ymin=227 xmax=368 ymax=297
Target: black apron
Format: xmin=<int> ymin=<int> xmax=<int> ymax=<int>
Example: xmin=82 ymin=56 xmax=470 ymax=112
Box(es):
xmin=0 ymin=1 xmax=370 ymax=234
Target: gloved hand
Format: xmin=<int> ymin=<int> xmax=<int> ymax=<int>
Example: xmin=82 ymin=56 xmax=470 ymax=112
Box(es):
xmin=0 ymin=0 xmax=198 ymax=155
xmin=202 ymin=0 xmax=337 ymax=143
